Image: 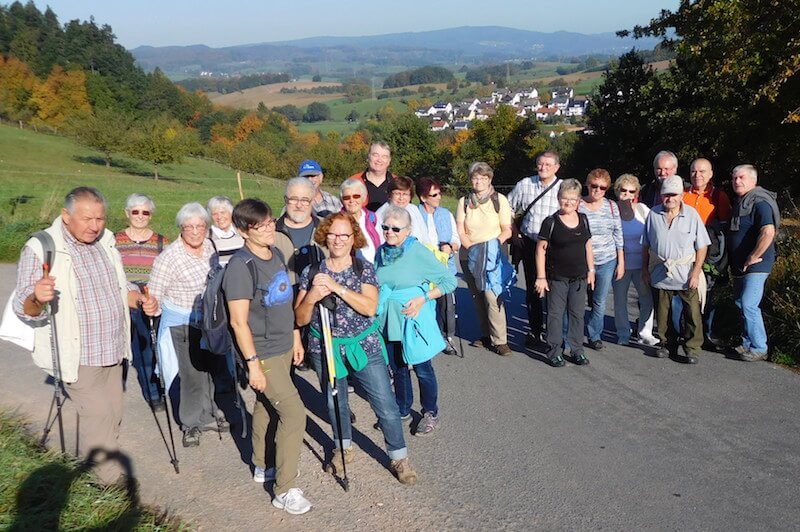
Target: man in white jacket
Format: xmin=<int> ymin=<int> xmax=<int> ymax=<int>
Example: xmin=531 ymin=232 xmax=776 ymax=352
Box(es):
xmin=14 ymin=186 xmax=157 ymax=486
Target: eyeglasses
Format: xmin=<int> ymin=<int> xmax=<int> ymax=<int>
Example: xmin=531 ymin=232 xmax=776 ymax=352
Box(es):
xmin=286 ymin=197 xmax=312 ymax=206
xmin=250 ymin=218 xmax=276 ymax=231
xmin=130 ymin=210 xmax=151 ymax=216
xmin=326 ymin=233 xmax=353 ymax=241
xmin=559 ymin=197 xmax=579 ymax=204
xmin=369 ymin=153 xmax=391 ymax=161
xmin=381 ymin=224 xmax=407 ymax=233
xmin=391 ymin=191 xmax=411 ymax=197
xmin=590 ymin=184 xmax=609 ymax=191
xmin=471 ymin=175 xmax=490 ymax=181
xmin=427 ymin=192 xmax=441 ymax=198
xmin=342 ymin=194 xmax=362 ymax=201
xmin=619 ymin=188 xmax=637 ymax=194
xmin=537 ymin=162 xmax=556 ymax=168
xmin=182 ymin=224 xmax=207 ymax=233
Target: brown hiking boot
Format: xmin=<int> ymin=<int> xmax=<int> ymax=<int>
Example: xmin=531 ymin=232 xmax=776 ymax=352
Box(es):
xmin=390 ymin=457 xmax=417 ymax=485
xmin=325 ymin=447 xmax=354 ymax=475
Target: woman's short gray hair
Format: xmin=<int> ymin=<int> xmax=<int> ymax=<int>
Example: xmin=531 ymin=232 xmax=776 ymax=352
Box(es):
xmin=469 ymin=161 xmax=493 ymax=179
xmin=125 ymin=193 xmax=155 ymax=212
xmin=382 ymin=205 xmax=411 ymax=228
xmin=340 ymin=178 xmax=367 ymax=197
xmin=176 ymin=202 xmax=211 ymax=229
xmin=558 ymin=178 xmax=583 ymax=198
xmin=207 ymin=195 xmax=234 ymax=214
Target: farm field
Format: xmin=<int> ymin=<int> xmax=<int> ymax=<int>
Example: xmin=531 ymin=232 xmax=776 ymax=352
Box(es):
xmin=209 ymin=81 xmax=344 ymax=109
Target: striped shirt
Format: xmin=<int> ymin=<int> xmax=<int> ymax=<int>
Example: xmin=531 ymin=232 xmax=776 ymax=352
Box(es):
xmin=15 ymin=226 xmax=127 ymax=367
xmin=210 ymin=226 xmax=244 ymax=267
xmin=313 ymin=190 xmax=343 ymax=218
xmin=507 ymin=175 xmax=562 ymax=239
xmin=578 ymin=198 xmax=624 ymax=266
xmin=114 ymin=230 xmax=169 ymax=286
xmin=148 ymin=237 xmax=218 ymax=313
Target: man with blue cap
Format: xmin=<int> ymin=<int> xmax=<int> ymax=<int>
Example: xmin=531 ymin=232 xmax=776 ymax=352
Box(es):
xmin=298 ymin=160 xmax=342 ymax=218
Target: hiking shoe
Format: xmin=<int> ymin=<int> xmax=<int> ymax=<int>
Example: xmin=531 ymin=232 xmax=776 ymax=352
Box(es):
xmin=739 ymin=350 xmax=768 ymax=362
xmin=253 ymin=466 xmax=276 ymax=483
xmin=639 ymin=334 xmax=660 ymax=346
xmin=572 ymin=353 xmax=590 ymax=366
xmin=491 ymin=343 xmax=513 ymax=356
xmin=470 ymin=336 xmax=492 ymax=349
xmin=182 ymin=427 xmax=200 ymax=447
xmin=390 ymin=457 xmax=417 ymax=485
xmin=350 ymin=409 xmax=357 ymax=424
xmin=654 ymin=345 xmax=670 ymax=358
xmin=325 ymin=447 xmax=355 ymax=475
xmin=587 ymin=339 xmax=604 ymax=350
xmin=272 ymin=488 xmax=312 ymax=515
xmin=148 ymin=398 xmax=166 ymax=413
xmin=415 ymin=412 xmax=439 ymax=436
xmin=201 ymin=418 xmax=230 ymax=432
xmin=548 ymin=355 xmax=566 ymax=368
xmin=525 ymin=332 xmax=541 ymax=348
xmin=295 ymin=361 xmax=310 ymax=372
xmin=400 ymin=413 xmax=411 ymax=422
xmin=442 ymin=338 xmax=458 ymax=356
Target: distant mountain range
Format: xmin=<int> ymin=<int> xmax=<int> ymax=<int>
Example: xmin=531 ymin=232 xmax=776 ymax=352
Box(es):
xmin=132 ymin=26 xmax=660 ymax=79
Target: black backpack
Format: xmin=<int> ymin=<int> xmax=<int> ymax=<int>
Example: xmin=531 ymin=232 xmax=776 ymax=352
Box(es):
xmin=703 ymin=218 xmax=728 ymax=279
xmin=201 ymin=258 xmax=257 ymax=356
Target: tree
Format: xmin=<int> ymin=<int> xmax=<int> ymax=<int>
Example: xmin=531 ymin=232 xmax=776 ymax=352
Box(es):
xmin=0 ymin=55 xmax=38 ymax=119
xmin=125 ymin=116 xmax=197 ymax=180
xmin=303 ymin=101 xmax=331 ymax=122
xmin=65 ymin=107 xmax=132 ymax=167
xmin=28 ymin=65 xmax=91 ymax=127
xmin=610 ymin=0 xmax=800 ymax=192
xmin=272 ymin=104 xmax=303 ymax=122
xmin=312 ymin=74 xmax=322 ymax=82
xmin=345 ymin=109 xmax=360 ymax=122
xmin=366 ymin=112 xmax=449 ymax=180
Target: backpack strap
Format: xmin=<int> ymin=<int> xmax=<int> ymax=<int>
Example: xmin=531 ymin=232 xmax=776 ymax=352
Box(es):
xmin=157 ymin=233 xmax=164 ymax=252
xmin=491 ymin=192 xmax=500 ymax=214
xmin=607 ymin=198 xmax=617 ymax=217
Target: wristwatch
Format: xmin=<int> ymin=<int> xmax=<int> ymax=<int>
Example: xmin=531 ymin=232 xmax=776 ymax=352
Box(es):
xmin=244 ymin=354 xmax=259 ymax=363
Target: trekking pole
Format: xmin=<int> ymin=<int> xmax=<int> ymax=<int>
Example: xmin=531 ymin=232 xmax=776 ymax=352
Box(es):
xmin=144 ymin=287 xmax=180 ymax=474
xmin=320 ymin=303 xmax=349 ymax=492
xmin=452 ymin=292 xmax=465 ymax=358
xmin=38 ymin=252 xmax=66 ymax=453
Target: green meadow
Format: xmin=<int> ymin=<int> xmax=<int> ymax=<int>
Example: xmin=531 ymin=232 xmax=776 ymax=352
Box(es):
xmin=0 ymin=124 xmax=288 ymax=261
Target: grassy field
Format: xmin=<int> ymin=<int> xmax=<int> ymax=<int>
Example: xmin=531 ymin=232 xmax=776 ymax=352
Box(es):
xmin=0 ymin=411 xmax=184 ymax=530
xmin=0 ymin=124 xmax=289 ymax=261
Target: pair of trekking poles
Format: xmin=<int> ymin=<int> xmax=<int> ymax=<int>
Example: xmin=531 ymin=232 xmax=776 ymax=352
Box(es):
xmin=39 ymin=266 xmax=180 ymax=475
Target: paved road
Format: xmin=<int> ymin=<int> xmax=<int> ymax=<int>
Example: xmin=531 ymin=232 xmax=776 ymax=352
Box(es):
xmin=1 ymin=262 xmax=798 ymax=531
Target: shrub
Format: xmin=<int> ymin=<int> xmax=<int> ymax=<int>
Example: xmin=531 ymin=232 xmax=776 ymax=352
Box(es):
xmin=763 ymin=232 xmax=800 ymax=365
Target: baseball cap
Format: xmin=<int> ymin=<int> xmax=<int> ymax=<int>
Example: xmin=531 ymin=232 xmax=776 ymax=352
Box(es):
xmin=298 ymin=160 xmax=322 ymax=177
xmin=660 ymin=175 xmax=684 ymax=195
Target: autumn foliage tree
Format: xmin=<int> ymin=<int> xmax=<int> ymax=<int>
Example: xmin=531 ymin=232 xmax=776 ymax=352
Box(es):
xmin=28 ymin=65 xmax=91 ymax=127
xmin=0 ymin=55 xmax=38 ymax=120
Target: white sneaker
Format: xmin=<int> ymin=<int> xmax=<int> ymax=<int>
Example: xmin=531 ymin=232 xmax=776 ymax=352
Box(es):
xmin=272 ymin=487 xmax=312 ymax=515
xmin=639 ymin=334 xmax=660 ymax=346
xmin=253 ymin=466 xmax=276 ymax=483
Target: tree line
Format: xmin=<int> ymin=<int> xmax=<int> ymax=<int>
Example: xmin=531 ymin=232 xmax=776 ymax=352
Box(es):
xmin=177 ymin=72 xmax=290 ymax=94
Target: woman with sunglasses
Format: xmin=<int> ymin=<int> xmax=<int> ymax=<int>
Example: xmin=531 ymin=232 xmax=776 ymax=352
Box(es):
xmin=612 ymin=174 xmax=659 ymax=346
xmin=417 ymin=177 xmax=460 ymax=356
xmin=295 ymin=211 xmax=418 ymax=485
xmin=115 ymin=193 xmax=169 ymax=411
xmin=340 ymin=178 xmax=381 ymax=262
xmin=579 ymin=168 xmax=625 ymax=350
xmin=375 ymin=206 xmax=457 ymax=436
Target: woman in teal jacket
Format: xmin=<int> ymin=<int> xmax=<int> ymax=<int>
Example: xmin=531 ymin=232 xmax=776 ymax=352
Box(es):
xmin=375 ymin=205 xmax=457 ymax=436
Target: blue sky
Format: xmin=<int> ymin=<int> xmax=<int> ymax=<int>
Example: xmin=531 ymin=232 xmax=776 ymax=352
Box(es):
xmin=33 ymin=0 xmax=680 ymax=49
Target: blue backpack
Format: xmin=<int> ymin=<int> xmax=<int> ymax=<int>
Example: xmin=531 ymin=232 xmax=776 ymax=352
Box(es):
xmin=201 ymin=259 xmax=257 ymax=356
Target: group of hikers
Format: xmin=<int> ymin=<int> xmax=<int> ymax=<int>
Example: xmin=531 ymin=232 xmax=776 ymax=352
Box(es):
xmin=10 ymin=143 xmax=779 ymax=515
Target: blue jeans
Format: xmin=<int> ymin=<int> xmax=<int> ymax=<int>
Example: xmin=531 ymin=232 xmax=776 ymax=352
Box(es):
xmin=612 ymin=268 xmax=654 ymax=343
xmin=587 ymin=259 xmax=616 ymax=342
xmin=388 ymin=342 xmax=439 ymax=418
xmin=734 ymin=273 xmax=769 ymax=353
xmin=130 ymin=308 xmax=160 ymax=402
xmin=309 ymin=344 xmax=408 ymax=460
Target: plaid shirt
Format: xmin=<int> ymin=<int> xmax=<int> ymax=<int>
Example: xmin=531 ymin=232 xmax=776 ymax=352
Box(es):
xmin=313 ymin=190 xmax=343 ymax=218
xmin=14 ymin=227 xmax=127 ymax=367
xmin=507 ymin=175 xmax=562 ymax=239
xmin=148 ymin=237 xmax=218 ymax=313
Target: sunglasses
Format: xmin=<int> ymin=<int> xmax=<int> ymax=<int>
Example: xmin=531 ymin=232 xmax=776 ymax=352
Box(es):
xmin=381 ymin=224 xmax=406 ymax=233
xmin=427 ymin=192 xmax=441 ymax=198
xmin=130 ymin=210 xmax=151 ymax=216
xmin=342 ymin=194 xmax=362 ymax=201
xmin=590 ymin=184 xmax=608 ymax=191
xmin=619 ymin=188 xmax=637 ymax=194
